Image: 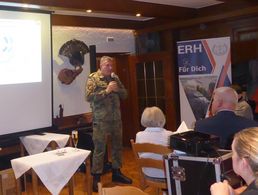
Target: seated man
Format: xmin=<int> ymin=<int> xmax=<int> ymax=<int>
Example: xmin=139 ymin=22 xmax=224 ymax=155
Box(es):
xmin=194 ymin=87 xmax=258 ymax=149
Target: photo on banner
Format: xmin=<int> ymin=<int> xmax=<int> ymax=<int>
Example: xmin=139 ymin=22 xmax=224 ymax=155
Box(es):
xmin=177 ymin=37 xmax=231 ymax=127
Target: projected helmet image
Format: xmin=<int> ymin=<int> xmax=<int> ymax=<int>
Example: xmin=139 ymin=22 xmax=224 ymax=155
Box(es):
xmin=58 ymin=39 xmax=89 ymax=85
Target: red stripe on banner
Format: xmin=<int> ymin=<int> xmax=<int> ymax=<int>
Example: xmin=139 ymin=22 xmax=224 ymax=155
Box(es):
xmin=202 ymin=40 xmax=216 ymax=73
xmin=217 ymin=50 xmax=231 ymax=87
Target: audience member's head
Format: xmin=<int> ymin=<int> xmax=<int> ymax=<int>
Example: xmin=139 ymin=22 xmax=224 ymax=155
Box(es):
xmin=211 ymin=87 xmax=238 ymax=115
xmin=231 ymin=84 xmax=243 ymax=99
xmin=232 ymin=127 xmax=258 ymax=184
xmin=141 ymin=106 xmax=166 ymax=128
xmin=210 ymin=127 xmax=258 ymax=195
xmin=231 ymin=84 xmax=242 ymax=94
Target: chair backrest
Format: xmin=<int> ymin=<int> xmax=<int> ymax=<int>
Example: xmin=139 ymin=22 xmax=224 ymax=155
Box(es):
xmin=131 ymin=139 xmax=172 ymax=169
xmin=130 ymin=139 xmax=172 ymax=191
xmin=98 ymin=183 xmax=148 ymax=195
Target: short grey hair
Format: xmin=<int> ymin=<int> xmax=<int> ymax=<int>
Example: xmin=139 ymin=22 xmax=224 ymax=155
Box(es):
xmin=100 ymin=56 xmax=113 ymax=66
xmin=141 ymin=106 xmax=166 ymax=128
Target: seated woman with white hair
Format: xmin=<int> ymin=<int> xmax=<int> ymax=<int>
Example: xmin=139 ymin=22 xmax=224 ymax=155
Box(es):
xmin=135 ymin=106 xmax=173 ymax=178
xmin=210 ymin=127 xmax=258 ymax=195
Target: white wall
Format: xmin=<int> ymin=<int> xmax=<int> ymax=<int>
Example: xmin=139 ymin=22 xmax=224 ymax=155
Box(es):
xmin=52 ymin=26 xmax=135 ymax=117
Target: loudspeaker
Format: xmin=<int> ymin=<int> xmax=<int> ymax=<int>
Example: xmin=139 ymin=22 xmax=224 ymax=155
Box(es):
xmin=89 ymin=45 xmax=97 ymax=73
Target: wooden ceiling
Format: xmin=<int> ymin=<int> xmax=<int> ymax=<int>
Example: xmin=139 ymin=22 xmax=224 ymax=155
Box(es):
xmin=1 ymin=0 xmax=258 ymax=31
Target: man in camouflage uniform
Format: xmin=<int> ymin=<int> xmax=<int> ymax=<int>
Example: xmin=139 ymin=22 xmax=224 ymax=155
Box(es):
xmin=85 ymin=56 xmax=132 ymax=192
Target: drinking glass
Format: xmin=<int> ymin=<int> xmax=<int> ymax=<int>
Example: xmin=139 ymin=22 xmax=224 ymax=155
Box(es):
xmin=71 ymin=130 xmax=79 ymax=150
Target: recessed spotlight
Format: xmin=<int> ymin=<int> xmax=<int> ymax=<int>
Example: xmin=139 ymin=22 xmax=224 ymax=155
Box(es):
xmin=136 ymin=13 xmax=141 ymax=17
xmin=86 ymin=9 xmax=92 ymax=13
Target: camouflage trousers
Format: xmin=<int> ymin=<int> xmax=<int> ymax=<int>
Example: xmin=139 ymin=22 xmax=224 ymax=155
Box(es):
xmin=91 ymin=120 xmax=123 ymax=174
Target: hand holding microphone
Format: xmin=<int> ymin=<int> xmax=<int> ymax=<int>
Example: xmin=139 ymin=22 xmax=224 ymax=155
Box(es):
xmin=106 ymin=81 xmax=118 ymax=94
xmin=106 ymin=73 xmax=119 ymax=94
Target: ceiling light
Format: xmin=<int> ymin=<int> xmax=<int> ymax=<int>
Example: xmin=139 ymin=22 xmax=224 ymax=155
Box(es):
xmin=0 ymin=2 xmax=153 ymax=22
xmin=54 ymin=10 xmax=153 ymax=21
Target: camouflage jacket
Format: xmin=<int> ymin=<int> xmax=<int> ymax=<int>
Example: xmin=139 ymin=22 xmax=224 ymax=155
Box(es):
xmin=85 ymin=70 xmax=127 ymax=122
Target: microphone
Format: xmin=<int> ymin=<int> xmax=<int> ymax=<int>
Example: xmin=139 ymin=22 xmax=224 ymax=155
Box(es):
xmin=110 ymin=72 xmax=121 ymax=89
xmin=111 ymin=72 xmax=119 ymax=82
xmin=111 ymin=72 xmax=116 ymax=79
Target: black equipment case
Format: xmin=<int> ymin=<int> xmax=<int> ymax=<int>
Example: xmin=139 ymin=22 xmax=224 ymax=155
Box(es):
xmin=170 ymin=131 xmax=220 ymax=156
xmin=164 ymin=150 xmax=241 ymax=195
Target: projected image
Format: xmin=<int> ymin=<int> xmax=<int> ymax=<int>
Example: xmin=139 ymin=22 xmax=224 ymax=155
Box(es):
xmin=0 ymin=19 xmax=41 ymax=85
xmin=0 ymin=10 xmax=51 ymax=136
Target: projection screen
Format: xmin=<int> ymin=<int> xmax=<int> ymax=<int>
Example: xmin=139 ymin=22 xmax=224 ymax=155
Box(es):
xmin=0 ymin=8 xmax=52 ymax=136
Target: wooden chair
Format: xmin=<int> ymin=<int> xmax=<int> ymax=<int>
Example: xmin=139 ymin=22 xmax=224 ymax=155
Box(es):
xmin=98 ymin=183 xmax=148 ymax=195
xmin=130 ymin=139 xmax=172 ymax=194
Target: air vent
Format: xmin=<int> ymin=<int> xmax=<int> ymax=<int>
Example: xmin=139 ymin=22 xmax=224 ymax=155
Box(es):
xmin=106 ymin=37 xmax=114 ymax=42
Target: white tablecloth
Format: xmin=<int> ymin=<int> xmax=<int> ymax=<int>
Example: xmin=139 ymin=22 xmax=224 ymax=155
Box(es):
xmin=11 ymin=147 xmax=91 ymax=195
xmin=20 ymin=132 xmax=70 ymax=155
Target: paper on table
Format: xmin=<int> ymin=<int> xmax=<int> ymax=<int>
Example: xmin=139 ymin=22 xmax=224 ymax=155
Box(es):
xmin=173 ymin=121 xmax=193 ymax=134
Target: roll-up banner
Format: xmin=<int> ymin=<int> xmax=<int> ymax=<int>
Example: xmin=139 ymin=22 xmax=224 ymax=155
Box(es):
xmin=177 ymin=37 xmax=231 ymax=128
